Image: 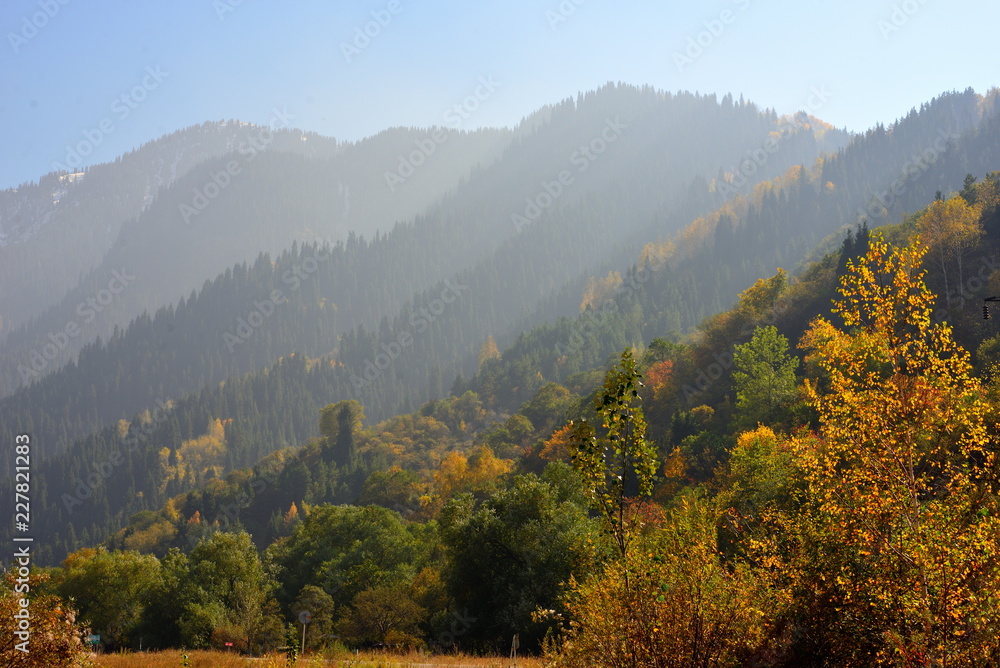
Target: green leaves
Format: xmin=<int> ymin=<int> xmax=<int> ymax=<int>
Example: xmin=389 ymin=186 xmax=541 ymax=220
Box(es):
xmin=439 ymin=472 xmax=603 ymax=650
xmin=732 ymin=325 xmax=799 ymax=429
xmin=568 ymin=349 xmax=658 ymax=562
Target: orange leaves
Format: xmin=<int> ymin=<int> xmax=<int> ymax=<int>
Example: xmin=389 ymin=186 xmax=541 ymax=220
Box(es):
xmin=431 ymin=445 xmax=512 ymax=501
xmin=159 ymin=418 xmax=229 ymax=490
xmin=918 ymin=196 xmax=982 ymax=249
xmin=548 ymin=495 xmax=776 ymax=667
xmin=637 ymin=238 xmax=676 ymax=269
xmin=283 ymin=501 xmax=299 ymax=527
xmin=787 ymin=232 xmax=1000 ymax=660
xmin=540 ymin=424 xmax=574 ymax=462
xmin=833 ymin=234 xmax=935 ymax=335
xmin=642 ymin=359 xmax=674 ymax=402
xmin=477 ymin=335 xmax=501 ymax=369
xmin=0 ymin=573 xmax=89 ymax=667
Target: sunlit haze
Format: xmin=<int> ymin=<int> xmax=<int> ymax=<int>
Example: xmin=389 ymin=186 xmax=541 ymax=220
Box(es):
xmin=2 ymin=0 xmax=997 ymax=187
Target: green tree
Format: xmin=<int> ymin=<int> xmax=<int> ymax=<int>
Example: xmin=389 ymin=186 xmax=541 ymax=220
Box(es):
xmin=357 ymin=466 xmax=422 ymax=515
xmin=292 ymin=585 xmax=337 ymax=652
xmin=135 ymin=547 xmax=190 ymax=649
xmin=54 ymin=548 xmax=163 ymax=649
xmin=337 ymin=585 xmax=426 ymax=647
xmin=320 ymin=400 xmax=365 ymax=468
xmin=266 ymin=504 xmax=419 ymax=609
xmin=439 ymin=473 xmax=604 ymax=651
xmin=179 ymin=531 xmax=278 ymax=651
xmin=518 ymin=382 xmax=577 ymax=432
xmin=731 ymin=325 xmax=799 ymax=429
xmin=568 ymin=348 xmax=657 ymax=568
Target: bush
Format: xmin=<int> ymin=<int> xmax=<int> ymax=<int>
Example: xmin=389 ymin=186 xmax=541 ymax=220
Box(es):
xmin=0 ymin=572 xmax=92 ymax=667
xmin=546 ymin=495 xmax=778 ymax=667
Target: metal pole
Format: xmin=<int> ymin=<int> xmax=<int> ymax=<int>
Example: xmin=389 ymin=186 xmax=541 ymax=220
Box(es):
xmin=301 ymin=622 xmax=307 ymax=655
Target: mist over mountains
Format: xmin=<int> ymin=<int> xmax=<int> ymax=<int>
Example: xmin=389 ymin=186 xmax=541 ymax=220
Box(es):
xmin=10 ymin=0 xmax=1000 ymax=660
xmin=3 ymin=82 xmax=1000 ymax=567
xmin=0 ymin=85 xmax=843 ymax=448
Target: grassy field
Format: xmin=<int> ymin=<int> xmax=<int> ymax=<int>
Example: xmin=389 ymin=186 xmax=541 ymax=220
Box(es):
xmin=92 ymin=649 xmax=545 ymax=668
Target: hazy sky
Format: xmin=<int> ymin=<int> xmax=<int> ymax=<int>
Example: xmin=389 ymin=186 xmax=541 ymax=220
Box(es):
xmin=2 ymin=0 xmax=997 ymax=189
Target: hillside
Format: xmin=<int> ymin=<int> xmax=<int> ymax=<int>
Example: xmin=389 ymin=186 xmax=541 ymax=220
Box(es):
xmin=0 ymin=84 xmax=844 ymax=464
xmin=5 ymin=87 xmax=1000 ymax=566
xmin=0 ymin=122 xmax=511 ymax=397
xmin=38 ymin=175 xmax=1000 ymax=661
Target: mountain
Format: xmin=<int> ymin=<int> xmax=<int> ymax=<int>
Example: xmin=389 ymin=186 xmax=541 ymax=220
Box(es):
xmin=6 ymin=86 xmax=1000 ymax=566
xmin=0 ymin=83 xmax=846 ymax=465
xmin=0 ymin=121 xmax=334 ymax=333
xmin=0 ymin=82 xmax=859 ymax=564
xmin=56 ymin=170 xmax=1000 ymax=659
xmin=0 ymin=121 xmax=512 ymax=397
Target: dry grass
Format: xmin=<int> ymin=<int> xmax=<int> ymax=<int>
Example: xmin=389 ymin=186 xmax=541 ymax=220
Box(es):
xmin=92 ymin=649 xmax=545 ymax=668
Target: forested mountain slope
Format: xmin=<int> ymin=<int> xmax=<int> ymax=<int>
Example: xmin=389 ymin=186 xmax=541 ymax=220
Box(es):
xmin=47 ymin=174 xmax=1000 ymax=661
xmin=0 ymin=84 xmax=840 ymax=460
xmin=474 ymin=89 xmax=1000 ymax=409
xmin=0 ymin=121 xmax=311 ymax=332
xmin=0 ymin=123 xmax=510 ymax=397
xmin=6 ymin=89 xmax=997 ymax=566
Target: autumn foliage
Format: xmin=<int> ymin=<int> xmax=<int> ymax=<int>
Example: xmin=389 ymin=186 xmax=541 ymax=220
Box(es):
xmin=776 ymin=234 xmax=1000 ymax=665
xmin=0 ymin=572 xmax=91 ymax=667
xmin=550 ymin=232 xmax=1000 ymax=667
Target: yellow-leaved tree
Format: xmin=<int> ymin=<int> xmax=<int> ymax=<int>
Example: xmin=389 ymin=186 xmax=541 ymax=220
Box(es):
xmin=784 ymin=233 xmax=1000 ymax=665
xmin=916 ymin=195 xmax=983 ymax=300
xmin=580 ymin=271 xmax=623 ymax=312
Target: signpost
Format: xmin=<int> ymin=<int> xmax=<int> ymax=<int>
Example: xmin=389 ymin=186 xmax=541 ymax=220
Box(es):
xmin=299 ymin=610 xmax=312 ymax=654
xmin=510 ymin=633 xmax=519 ymax=667
xmin=985 ymin=296 xmax=1000 ymax=319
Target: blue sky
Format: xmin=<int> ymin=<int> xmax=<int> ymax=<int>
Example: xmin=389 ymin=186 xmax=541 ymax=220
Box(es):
xmin=1 ymin=0 xmax=997 ymax=189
